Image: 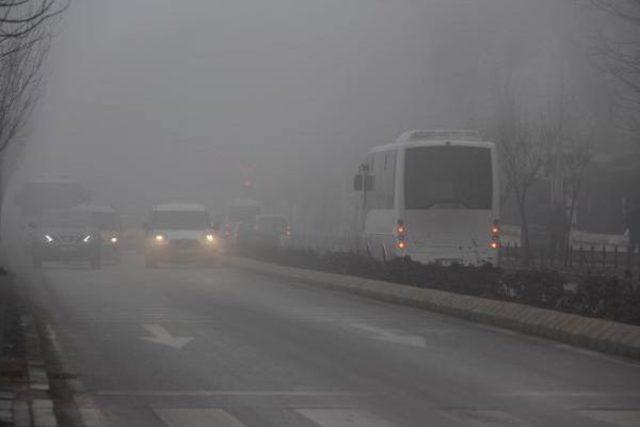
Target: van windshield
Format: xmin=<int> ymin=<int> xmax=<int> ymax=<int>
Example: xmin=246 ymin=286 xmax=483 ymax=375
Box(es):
xmin=151 ymin=211 xmax=210 ymax=230
xmin=404 ymin=146 xmax=492 ymax=210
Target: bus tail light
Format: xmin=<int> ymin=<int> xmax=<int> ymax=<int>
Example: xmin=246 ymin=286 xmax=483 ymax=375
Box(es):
xmin=490 ymin=219 xmax=500 ymax=249
xmin=491 ymin=219 xmax=500 ymax=237
xmin=395 ymin=219 xmax=407 ymax=251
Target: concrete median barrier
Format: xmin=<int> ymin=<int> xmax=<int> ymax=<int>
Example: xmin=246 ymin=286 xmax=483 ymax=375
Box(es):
xmin=226 ymin=256 xmax=640 ymax=360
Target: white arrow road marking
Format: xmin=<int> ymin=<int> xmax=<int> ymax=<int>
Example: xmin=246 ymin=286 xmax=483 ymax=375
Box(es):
xmin=350 ymin=323 xmax=426 ymax=348
xmin=140 ymin=324 xmax=193 ymax=349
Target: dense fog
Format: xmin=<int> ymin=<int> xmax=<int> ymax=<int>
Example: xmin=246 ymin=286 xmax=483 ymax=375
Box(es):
xmin=2 ymin=0 xmax=637 ymax=236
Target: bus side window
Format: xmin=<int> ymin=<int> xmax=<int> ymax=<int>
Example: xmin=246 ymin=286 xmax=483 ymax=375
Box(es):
xmin=384 ymin=151 xmax=396 ymax=208
xmin=371 ymin=150 xmax=395 ymax=210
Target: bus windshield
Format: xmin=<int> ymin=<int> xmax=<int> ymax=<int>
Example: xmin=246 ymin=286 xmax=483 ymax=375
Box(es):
xmin=404 ymin=146 xmax=492 ymax=210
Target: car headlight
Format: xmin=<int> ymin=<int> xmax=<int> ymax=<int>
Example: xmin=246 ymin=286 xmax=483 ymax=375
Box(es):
xmin=110 ymin=236 xmax=118 ymax=244
xmin=154 ymin=234 xmax=165 ymax=243
xmin=44 ymin=234 xmax=54 ymax=243
xmin=205 ymin=234 xmax=216 ymax=244
xmin=83 ymin=235 xmax=92 ymax=243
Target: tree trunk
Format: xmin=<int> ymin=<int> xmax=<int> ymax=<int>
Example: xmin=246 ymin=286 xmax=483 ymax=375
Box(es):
xmin=517 ymin=196 xmax=531 ymax=267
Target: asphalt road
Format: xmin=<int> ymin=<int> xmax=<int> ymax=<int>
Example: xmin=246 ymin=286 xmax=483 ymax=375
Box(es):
xmin=18 ymin=254 xmax=640 ymax=427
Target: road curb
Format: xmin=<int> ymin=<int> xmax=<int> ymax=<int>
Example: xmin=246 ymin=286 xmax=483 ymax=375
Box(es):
xmin=226 ymin=256 xmax=640 ymax=360
xmin=0 ymin=270 xmax=58 ymax=427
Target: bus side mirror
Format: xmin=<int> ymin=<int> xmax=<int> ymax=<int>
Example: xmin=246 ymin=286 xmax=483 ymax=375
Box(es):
xmin=353 ymin=175 xmax=363 ymax=191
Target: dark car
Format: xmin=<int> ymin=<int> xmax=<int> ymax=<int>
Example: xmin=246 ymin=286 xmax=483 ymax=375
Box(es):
xmin=72 ymin=205 xmax=122 ymax=262
xmin=31 ymin=210 xmax=102 ymax=269
xmin=253 ymin=215 xmax=291 ymax=249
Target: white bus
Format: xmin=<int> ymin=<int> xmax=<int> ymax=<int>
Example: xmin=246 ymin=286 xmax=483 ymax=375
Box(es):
xmin=353 ymin=130 xmax=500 ymax=266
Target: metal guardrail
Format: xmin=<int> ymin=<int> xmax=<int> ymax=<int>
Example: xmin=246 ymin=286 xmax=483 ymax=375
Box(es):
xmin=500 ymin=242 xmax=640 ymax=274
xmin=287 ymin=233 xmax=640 ymax=277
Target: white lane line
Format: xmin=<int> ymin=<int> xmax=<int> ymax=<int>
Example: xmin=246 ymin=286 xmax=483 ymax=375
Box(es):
xmin=96 ymin=390 xmax=372 ymax=397
xmin=297 ymin=409 xmax=396 ymax=427
xmin=502 ymin=391 xmax=640 ymax=398
xmin=443 ymin=409 xmax=527 ymax=427
xmin=578 ymin=410 xmax=640 ymax=427
xmin=155 ymin=408 xmax=245 ymax=427
xmin=79 ymin=409 xmax=107 ymax=427
xmin=74 ymin=394 xmax=109 ymax=427
xmin=140 ymin=324 xmax=193 ymax=349
xmin=350 ymin=323 xmax=426 ymax=348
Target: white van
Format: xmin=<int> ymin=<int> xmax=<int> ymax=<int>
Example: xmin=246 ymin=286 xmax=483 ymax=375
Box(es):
xmin=353 ymin=130 xmax=500 ymax=265
xmin=144 ymin=204 xmax=220 ymax=267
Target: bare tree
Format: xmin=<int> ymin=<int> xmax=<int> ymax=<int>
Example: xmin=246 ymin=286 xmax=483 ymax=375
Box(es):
xmin=0 ymin=33 xmax=47 ymax=154
xmin=0 ymin=1 xmax=67 ymax=245
xmin=0 ymin=1 xmax=67 ymax=42
xmin=558 ymin=131 xmax=593 ymax=261
xmin=0 ymin=1 xmax=68 ymax=156
xmin=588 ymin=0 xmax=640 ymax=137
xmin=545 ymin=75 xmax=594 ymax=263
xmin=494 ymin=84 xmax=556 ymax=266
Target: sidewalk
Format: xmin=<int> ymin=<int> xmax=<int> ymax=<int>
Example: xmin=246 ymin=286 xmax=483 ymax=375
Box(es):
xmin=0 ymin=270 xmax=57 ymax=427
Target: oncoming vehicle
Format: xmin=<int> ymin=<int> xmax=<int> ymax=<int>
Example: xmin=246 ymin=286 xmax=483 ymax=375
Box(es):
xmin=353 ymin=130 xmax=500 ymax=265
xmin=72 ymin=205 xmax=122 ymax=262
xmin=144 ymin=204 xmax=220 ymax=267
xmin=31 ymin=210 xmax=102 ymax=269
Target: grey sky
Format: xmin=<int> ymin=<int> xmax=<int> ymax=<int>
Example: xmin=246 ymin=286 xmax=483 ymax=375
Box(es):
xmin=13 ymin=0 xmax=604 ymax=221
